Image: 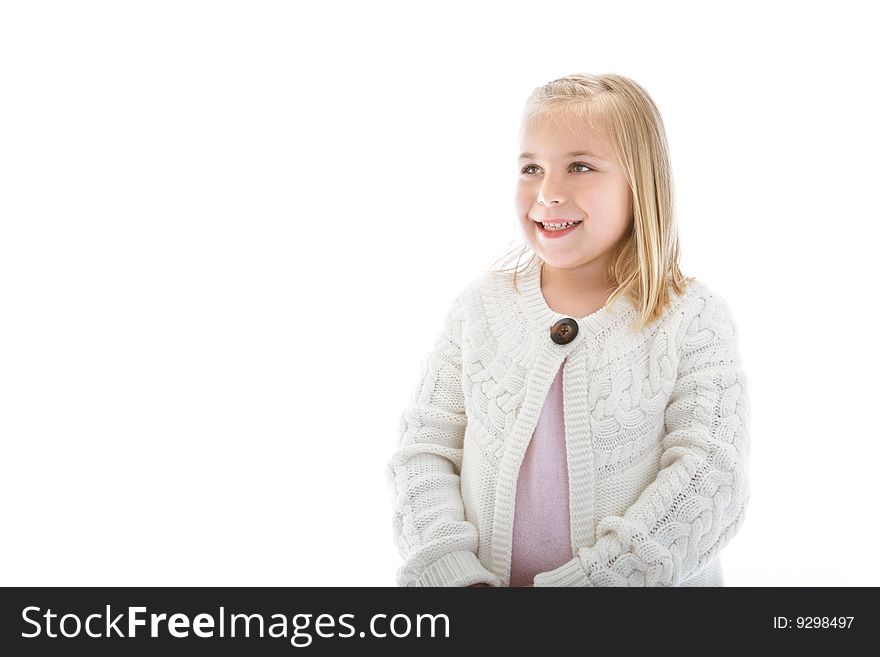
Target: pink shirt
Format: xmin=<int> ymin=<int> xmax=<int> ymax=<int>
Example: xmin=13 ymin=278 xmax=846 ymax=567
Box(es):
xmin=508 ymin=360 xmax=574 ymax=587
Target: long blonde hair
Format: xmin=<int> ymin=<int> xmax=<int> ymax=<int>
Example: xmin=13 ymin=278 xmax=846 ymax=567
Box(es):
xmin=488 ymin=73 xmax=694 ymax=332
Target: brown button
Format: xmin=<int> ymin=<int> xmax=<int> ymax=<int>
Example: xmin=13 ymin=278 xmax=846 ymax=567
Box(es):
xmin=550 ymin=317 xmax=579 ymax=345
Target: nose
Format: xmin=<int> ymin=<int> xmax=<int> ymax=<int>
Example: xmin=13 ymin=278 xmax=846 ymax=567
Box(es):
xmin=537 ymin=176 xmax=566 ymax=206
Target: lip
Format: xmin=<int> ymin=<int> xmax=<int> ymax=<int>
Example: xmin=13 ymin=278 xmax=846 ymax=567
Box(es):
xmin=533 ymin=219 xmax=582 ymax=239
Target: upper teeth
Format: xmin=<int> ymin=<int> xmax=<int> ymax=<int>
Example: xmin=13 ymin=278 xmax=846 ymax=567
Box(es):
xmin=541 ymin=221 xmax=580 ymax=230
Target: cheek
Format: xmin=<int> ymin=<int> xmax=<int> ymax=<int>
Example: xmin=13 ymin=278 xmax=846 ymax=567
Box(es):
xmin=580 ymin=190 xmax=624 ymax=218
xmin=514 ymin=186 xmax=531 ymax=210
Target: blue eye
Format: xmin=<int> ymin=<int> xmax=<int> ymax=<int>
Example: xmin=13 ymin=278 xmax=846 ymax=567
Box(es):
xmin=521 ymin=162 xmax=593 ymax=174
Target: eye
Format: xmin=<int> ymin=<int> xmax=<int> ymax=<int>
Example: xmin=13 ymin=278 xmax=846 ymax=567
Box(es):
xmin=520 ymin=162 xmax=594 ymax=174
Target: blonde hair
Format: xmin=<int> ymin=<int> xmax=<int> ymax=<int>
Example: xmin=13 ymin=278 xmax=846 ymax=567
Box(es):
xmin=487 ymin=72 xmax=695 ymax=332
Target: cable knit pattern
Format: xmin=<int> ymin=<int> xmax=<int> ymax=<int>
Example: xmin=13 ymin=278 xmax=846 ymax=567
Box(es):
xmin=385 ymin=261 xmax=750 ymax=587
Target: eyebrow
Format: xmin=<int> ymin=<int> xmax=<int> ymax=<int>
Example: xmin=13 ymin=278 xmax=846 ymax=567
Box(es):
xmin=518 ymin=150 xmax=606 ymax=161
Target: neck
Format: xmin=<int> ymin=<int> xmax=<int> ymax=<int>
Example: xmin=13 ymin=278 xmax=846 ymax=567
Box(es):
xmin=541 ymin=260 xmax=615 ymax=300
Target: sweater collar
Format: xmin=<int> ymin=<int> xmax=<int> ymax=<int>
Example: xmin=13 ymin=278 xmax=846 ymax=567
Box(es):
xmin=516 ymin=260 xmax=636 ymax=338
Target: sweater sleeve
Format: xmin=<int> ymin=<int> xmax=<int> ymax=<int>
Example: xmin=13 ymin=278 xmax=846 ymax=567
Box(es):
xmin=385 ymin=291 xmax=502 ymax=587
xmin=533 ymin=291 xmax=751 ymax=587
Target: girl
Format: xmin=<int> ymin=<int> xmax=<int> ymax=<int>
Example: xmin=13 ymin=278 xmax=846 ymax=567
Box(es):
xmin=386 ymin=73 xmax=751 ymax=587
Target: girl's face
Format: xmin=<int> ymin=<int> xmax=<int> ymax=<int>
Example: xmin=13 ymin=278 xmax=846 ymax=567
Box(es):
xmin=515 ymin=116 xmax=633 ymax=284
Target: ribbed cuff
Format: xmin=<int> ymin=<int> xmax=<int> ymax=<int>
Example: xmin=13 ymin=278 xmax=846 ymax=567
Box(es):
xmin=412 ymin=550 xmax=502 ymax=587
xmin=532 ymin=555 xmax=594 ymax=587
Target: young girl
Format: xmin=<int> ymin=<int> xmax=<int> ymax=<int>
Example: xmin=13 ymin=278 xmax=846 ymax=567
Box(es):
xmin=385 ymin=73 xmax=751 ymax=587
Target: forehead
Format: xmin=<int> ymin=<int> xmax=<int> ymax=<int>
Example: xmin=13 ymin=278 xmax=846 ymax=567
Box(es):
xmin=519 ymin=115 xmax=613 ymax=161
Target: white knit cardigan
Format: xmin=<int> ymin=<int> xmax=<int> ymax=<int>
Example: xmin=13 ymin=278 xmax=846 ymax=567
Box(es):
xmin=386 ymin=262 xmax=751 ymax=587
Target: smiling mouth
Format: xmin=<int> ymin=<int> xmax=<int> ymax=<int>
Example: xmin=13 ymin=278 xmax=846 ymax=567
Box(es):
xmin=533 ymin=219 xmax=583 ymax=234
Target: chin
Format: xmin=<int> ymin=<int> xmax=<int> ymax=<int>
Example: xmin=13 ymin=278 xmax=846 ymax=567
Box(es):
xmin=541 ymin=252 xmax=596 ymax=270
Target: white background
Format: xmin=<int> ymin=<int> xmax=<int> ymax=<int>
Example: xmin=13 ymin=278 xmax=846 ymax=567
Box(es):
xmin=1 ymin=1 xmax=877 ymax=586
